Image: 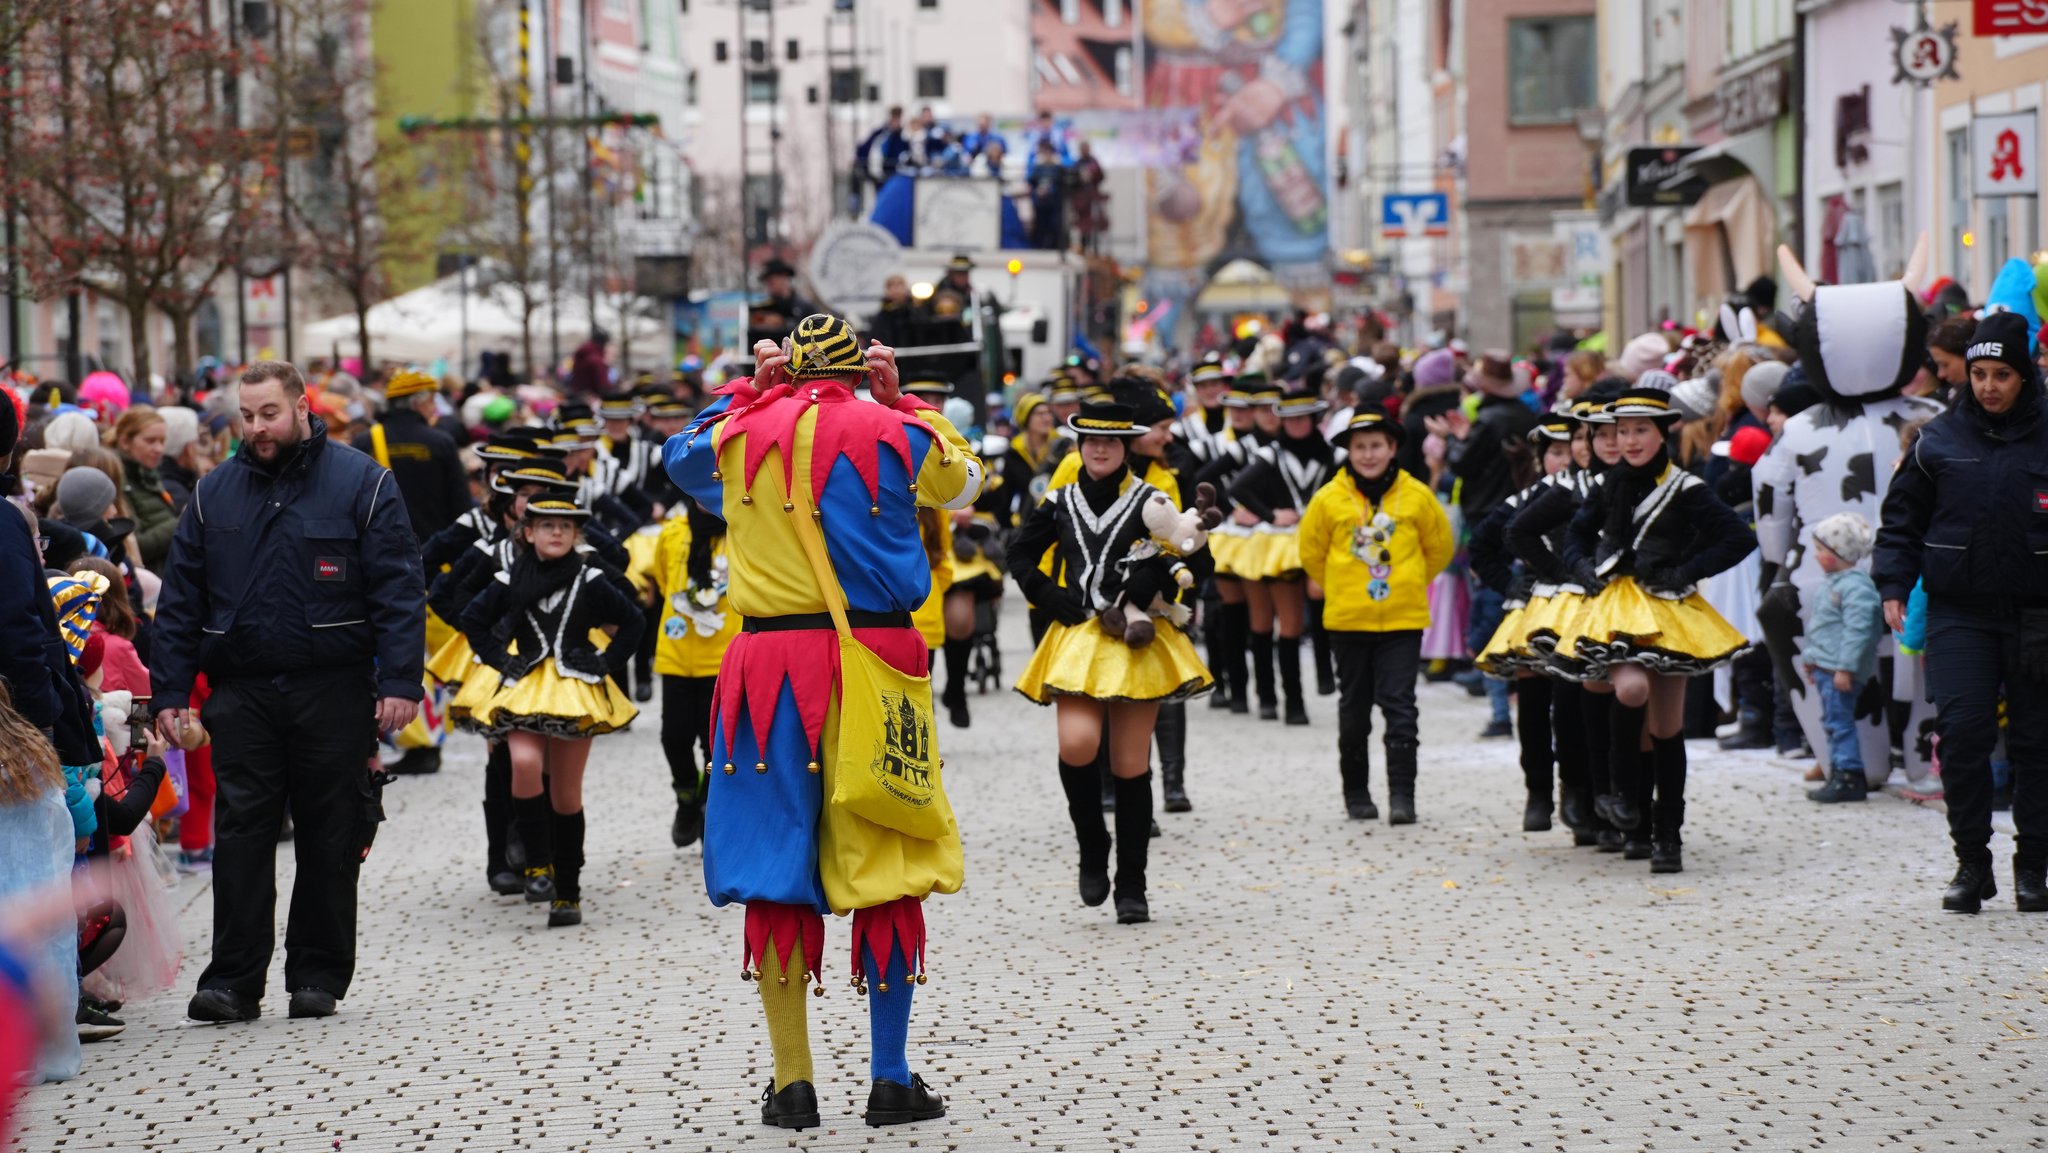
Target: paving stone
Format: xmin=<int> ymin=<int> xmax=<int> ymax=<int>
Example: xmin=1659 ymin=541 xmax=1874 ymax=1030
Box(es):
xmin=17 ymin=610 xmax=2045 ymax=1150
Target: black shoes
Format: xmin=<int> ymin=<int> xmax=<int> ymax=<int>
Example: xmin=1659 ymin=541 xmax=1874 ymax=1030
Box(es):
xmin=1649 ymin=842 xmax=1683 ymax=874
xmin=77 ymin=999 xmax=125 ymax=1041
xmin=523 ymin=864 xmax=556 ymax=903
xmin=1161 ymin=769 xmax=1192 ymax=813
xmin=1559 ymin=788 xmax=1591 ymax=833
xmin=671 ymin=800 xmax=703 ymax=848
xmin=2015 ymin=862 xmax=2048 ymax=913
xmin=1595 ymin=829 xmax=1625 ymax=853
xmin=761 ymin=1080 xmax=821 ymax=1130
xmin=1572 ymin=829 xmax=1601 ymax=847
xmin=388 ymin=746 xmax=441 ymax=775
xmin=488 ymin=869 xmax=523 ymax=896
xmin=1595 ymin=792 xmax=1642 ymax=831
xmin=1345 ymin=796 xmax=1379 ymax=821
xmin=1479 ymin=720 xmax=1513 ymax=739
xmin=1228 ymin=692 xmax=1250 ymax=715
xmin=1258 ymin=702 xmax=1279 ymax=722
xmin=1717 ymin=728 xmax=1773 ymax=751
xmin=1115 ymin=895 xmax=1150 ymax=924
xmin=946 ymin=700 xmax=971 ymax=729
xmin=1284 ymin=700 xmax=1310 ymax=726
xmin=1078 ymin=866 xmax=1109 ymax=907
xmin=1622 ymin=838 xmax=1652 ymax=861
xmin=1806 ymin=768 xmax=1868 ymax=804
xmin=1943 ymin=863 xmax=1997 ymax=913
xmin=187 ymin=988 xmax=260 ymax=1023
xmin=634 ymin=679 xmax=655 ymax=703
xmin=549 ymin=899 xmax=583 ymax=927
xmin=1523 ymin=795 xmax=1553 ymax=832
xmin=865 ymin=1074 xmax=946 ymax=1127
xmin=1387 ymin=792 xmax=1416 ymax=826
xmin=288 ymin=988 xmax=338 ymax=1019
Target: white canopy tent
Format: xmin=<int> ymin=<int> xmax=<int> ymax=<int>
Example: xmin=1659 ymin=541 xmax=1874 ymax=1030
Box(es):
xmin=302 ymin=265 xmax=674 ymax=374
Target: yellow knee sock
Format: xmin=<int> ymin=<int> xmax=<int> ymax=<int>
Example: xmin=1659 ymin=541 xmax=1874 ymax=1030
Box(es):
xmin=758 ymin=938 xmax=814 ymax=1090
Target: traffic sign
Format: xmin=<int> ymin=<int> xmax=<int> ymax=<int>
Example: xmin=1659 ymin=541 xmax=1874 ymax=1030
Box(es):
xmin=1380 ymin=193 xmax=1450 ymax=240
xmin=1973 ymin=111 xmax=2039 ymax=197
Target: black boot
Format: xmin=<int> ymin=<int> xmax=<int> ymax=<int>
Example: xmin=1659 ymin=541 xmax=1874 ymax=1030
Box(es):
xmin=1806 ymin=766 xmax=1868 ymax=804
xmin=1249 ymin=630 xmax=1277 ymax=720
xmin=1308 ymin=598 xmax=1336 ymax=696
xmin=941 ymin=638 xmax=971 ymax=729
xmin=1517 ymin=677 xmax=1554 ymax=831
xmin=1225 ymin=602 xmax=1252 ymax=713
xmin=1598 ymin=703 xmax=1647 ymax=831
xmin=1573 ymin=690 xmax=1609 ymax=847
xmin=1058 ymin=760 xmax=1111 ymax=906
xmin=671 ymin=786 xmax=704 ymax=847
xmin=1277 ymin=636 xmax=1309 ymax=725
xmin=1113 ymin=772 xmax=1153 ymax=923
xmin=485 ymin=742 xmax=518 ymax=879
xmin=512 ymin=795 xmax=554 ymax=903
xmin=549 ymin=809 xmax=585 ymax=926
xmin=1649 ymin=842 xmax=1683 ymax=873
xmin=1155 ymin=703 xmax=1190 ymax=813
xmin=1943 ymin=860 xmax=1997 ymax=913
xmin=1650 ymin=734 xmax=1687 ymax=852
xmin=1386 ymin=739 xmax=1418 ymax=825
xmin=2015 ymin=861 xmax=2048 ymax=913
xmin=1205 ymin=600 xmax=1236 ymax=710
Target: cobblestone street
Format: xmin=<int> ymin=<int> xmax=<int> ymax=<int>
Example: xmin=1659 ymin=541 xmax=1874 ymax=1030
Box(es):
xmin=19 ymin=613 xmax=2046 ymax=1152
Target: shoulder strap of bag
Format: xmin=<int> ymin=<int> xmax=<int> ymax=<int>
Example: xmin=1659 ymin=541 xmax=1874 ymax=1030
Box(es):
xmin=783 ymin=455 xmax=853 ymax=643
xmin=369 ymin=422 xmax=392 ymax=470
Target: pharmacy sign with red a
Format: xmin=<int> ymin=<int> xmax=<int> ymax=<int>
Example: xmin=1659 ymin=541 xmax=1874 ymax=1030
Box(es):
xmin=1973 ymin=111 xmax=2040 ymax=198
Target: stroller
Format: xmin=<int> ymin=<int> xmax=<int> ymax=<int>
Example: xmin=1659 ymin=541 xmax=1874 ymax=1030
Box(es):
xmin=953 ymin=519 xmax=1007 ymax=696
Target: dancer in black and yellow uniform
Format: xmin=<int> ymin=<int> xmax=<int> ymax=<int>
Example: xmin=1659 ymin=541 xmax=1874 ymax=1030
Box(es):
xmin=651 ymin=494 xmax=742 ymax=849
xmin=1502 ymin=390 xmax=1629 ymax=851
xmin=1227 ymin=386 xmax=1333 ymax=725
xmin=979 ymin=392 xmax=1056 ymax=530
xmin=428 ymin=450 xmax=583 ymax=895
xmin=1473 ymin=410 xmax=1596 ymax=835
xmin=1011 ymin=401 xmax=1217 ymax=924
xmin=458 ymin=495 xmax=644 ymax=925
xmin=1194 ymin=379 xmax=1275 ymax=713
xmin=1556 ymin=387 xmax=1755 ymax=874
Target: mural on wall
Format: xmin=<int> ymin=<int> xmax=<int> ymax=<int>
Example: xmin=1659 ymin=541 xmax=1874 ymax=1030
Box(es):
xmin=1143 ymin=0 xmax=1329 ymax=298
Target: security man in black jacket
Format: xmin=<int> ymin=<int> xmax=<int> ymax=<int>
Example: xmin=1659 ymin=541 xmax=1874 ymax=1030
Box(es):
xmin=354 ymin=369 xmax=472 ymax=542
xmin=152 ymin=361 xmax=427 ymax=1023
xmin=1875 ymin=311 xmax=2048 ymax=915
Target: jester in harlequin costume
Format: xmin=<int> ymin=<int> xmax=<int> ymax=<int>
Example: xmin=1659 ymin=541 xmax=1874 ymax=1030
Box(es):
xmin=1753 ymin=237 xmax=1944 ymax=783
xmin=661 ymin=314 xmax=984 ymax=1132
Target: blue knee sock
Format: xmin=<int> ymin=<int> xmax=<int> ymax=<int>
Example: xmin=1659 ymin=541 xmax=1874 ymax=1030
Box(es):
xmin=865 ymin=943 xmax=915 ymax=1086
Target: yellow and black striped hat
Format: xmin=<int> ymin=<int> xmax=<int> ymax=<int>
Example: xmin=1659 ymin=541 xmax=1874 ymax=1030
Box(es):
xmin=1528 ymin=413 xmax=1576 ymax=442
xmin=1332 ymin=410 xmax=1404 ymax=448
xmin=1608 ymin=387 xmax=1682 ymax=423
xmin=492 ymin=460 xmax=580 ymax=495
xmin=787 ymin=313 xmax=870 ymax=379
xmin=1065 ymin=400 xmax=1146 ymax=439
xmin=523 ymin=495 xmax=592 ymax=521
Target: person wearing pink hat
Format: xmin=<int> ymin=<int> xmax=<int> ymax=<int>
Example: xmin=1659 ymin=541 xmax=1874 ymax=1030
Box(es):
xmin=76 ymin=372 xmax=131 ymax=422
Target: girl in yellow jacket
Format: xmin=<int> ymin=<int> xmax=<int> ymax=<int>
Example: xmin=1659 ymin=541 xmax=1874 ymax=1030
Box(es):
xmin=651 ymin=497 xmax=743 ymax=849
xmin=1297 ymin=411 xmax=1454 ymax=826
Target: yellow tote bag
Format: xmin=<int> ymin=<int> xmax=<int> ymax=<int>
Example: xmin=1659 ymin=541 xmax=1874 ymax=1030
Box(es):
xmin=788 ymin=488 xmax=955 ymax=843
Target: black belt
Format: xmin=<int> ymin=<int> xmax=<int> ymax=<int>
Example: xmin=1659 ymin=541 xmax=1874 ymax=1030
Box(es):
xmin=744 ymin=610 xmax=911 ymax=633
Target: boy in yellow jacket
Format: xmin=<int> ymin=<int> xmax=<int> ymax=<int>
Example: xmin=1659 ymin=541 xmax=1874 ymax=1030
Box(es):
xmin=1298 ymin=411 xmax=1454 ymax=825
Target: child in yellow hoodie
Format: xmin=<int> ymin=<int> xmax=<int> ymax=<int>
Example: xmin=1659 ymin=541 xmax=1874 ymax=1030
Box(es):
xmin=1297 ymin=412 xmax=1453 ymax=826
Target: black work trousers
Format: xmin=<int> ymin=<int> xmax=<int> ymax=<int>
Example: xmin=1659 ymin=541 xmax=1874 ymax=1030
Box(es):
xmin=1926 ymin=603 xmax=2048 ymax=869
xmin=1331 ymin=630 xmax=1423 ymax=802
xmin=661 ymin=674 xmax=717 ymax=795
xmin=198 ymin=667 xmax=378 ymax=1000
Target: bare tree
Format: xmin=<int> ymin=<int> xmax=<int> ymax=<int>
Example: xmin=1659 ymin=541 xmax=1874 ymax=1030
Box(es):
xmin=5 ymin=0 xmax=269 ymax=384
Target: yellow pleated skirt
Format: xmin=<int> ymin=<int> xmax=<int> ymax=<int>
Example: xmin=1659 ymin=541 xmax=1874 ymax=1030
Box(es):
xmin=447 ymin=660 xmax=502 ymax=731
xmin=1475 ymin=604 xmax=1533 ymax=676
xmin=1552 ymin=576 xmax=1750 ymax=677
xmin=1237 ymin=526 xmax=1305 ymax=580
xmin=1209 ymin=526 xmax=1252 ymax=579
xmin=465 ymin=664 xmax=638 ymax=740
xmin=1015 ymin=618 xmax=1214 ymax=704
xmin=424 ymin=631 xmax=476 ymax=689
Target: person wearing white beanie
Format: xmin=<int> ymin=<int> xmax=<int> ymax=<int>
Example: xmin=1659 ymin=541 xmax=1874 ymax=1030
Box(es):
xmin=1618 ymin=333 xmax=1672 ymax=381
xmin=156 ymin=406 xmax=207 ymax=511
xmin=41 ymin=411 xmax=99 ymax=453
xmin=1738 ymin=360 xmax=1790 ymax=422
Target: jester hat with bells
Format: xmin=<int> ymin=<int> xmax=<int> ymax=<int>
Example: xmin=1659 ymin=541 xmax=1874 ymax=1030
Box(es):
xmin=1776 ymin=233 xmax=1929 ymax=404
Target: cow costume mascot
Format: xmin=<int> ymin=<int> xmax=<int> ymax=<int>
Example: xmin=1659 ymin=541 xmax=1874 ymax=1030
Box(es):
xmin=1753 ymin=236 xmax=1944 ymax=786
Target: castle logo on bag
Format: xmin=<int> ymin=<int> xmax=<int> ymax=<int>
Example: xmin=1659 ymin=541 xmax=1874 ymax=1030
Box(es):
xmin=870 ymin=690 xmax=936 ymax=809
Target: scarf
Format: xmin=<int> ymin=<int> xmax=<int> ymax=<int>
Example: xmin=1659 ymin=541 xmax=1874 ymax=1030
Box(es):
xmin=1077 ymin=464 xmax=1129 ymax=516
xmin=1600 ymin=446 xmax=1671 ymax=550
xmin=502 ymin=549 xmax=580 ymax=620
xmin=1278 ymin=430 xmax=1329 ymax=466
xmin=1347 ymin=464 xmax=1397 ymax=507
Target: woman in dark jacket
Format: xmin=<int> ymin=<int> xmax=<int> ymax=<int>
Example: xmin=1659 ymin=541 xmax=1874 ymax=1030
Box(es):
xmin=1874 ymin=311 xmax=2048 ymax=914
